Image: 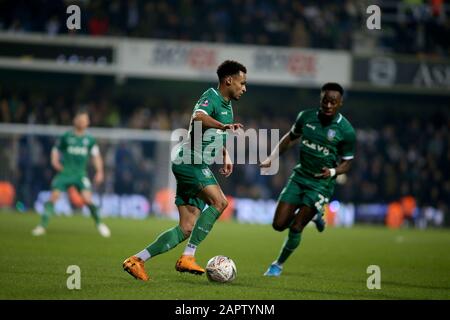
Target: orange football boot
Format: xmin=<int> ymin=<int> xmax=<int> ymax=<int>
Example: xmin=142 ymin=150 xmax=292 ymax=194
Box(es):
xmin=175 ymin=255 xmax=205 ymax=275
xmin=123 ymin=256 xmax=149 ymax=281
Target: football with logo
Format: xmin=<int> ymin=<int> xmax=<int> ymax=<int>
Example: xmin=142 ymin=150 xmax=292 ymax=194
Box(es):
xmin=205 ymin=255 xmax=237 ymax=283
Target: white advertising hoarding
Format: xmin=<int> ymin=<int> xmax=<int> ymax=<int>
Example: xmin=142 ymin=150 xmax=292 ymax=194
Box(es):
xmin=118 ymin=39 xmax=351 ymax=87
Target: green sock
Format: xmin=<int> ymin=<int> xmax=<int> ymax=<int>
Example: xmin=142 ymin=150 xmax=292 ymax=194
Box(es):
xmin=87 ymin=204 xmax=101 ymax=225
xmin=146 ymin=225 xmax=186 ymax=257
xmin=40 ymin=202 xmax=54 ymax=228
xmin=276 ymin=230 xmax=302 ymax=264
xmin=188 ymin=206 xmax=221 ymax=246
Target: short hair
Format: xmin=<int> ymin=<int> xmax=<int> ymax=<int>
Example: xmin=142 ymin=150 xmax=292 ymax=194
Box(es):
xmin=74 ymin=107 xmax=89 ymax=117
xmin=217 ymin=60 xmax=247 ymax=81
xmin=321 ymin=82 xmax=344 ymax=96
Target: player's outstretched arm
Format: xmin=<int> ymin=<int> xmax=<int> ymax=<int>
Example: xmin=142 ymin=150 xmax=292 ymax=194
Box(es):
xmin=314 ymin=159 xmax=353 ymax=179
xmin=193 ymin=111 xmax=243 ymax=131
xmin=50 ymin=148 xmax=63 ymax=172
xmin=260 ymin=131 xmax=300 ymax=168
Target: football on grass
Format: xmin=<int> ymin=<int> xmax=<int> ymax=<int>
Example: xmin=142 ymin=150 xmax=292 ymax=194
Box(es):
xmin=205 ymin=255 xmax=237 ymax=283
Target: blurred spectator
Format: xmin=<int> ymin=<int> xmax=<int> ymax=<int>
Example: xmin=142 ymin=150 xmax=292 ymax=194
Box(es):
xmin=0 ymin=0 xmax=448 ymax=56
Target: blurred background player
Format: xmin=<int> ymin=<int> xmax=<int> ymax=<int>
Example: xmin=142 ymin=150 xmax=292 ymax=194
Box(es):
xmin=260 ymin=83 xmax=356 ymax=276
xmin=31 ymin=109 xmax=110 ymax=237
xmin=122 ymin=60 xmax=247 ymax=281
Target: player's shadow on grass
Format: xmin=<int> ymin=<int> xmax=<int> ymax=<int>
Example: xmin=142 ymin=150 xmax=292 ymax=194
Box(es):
xmin=381 ymin=280 xmax=450 ymax=291
xmin=230 ymin=281 xmax=413 ymax=300
xmin=279 ymin=271 xmax=312 ymax=278
xmin=298 ymin=274 xmax=448 ymax=298
xmin=252 ymin=272 xmax=416 ymax=300
xmin=320 ymin=275 xmax=450 ymax=292
xmin=127 ymin=274 xmax=413 ymax=299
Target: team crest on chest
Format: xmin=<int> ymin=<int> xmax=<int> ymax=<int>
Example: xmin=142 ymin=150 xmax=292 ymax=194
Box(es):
xmin=327 ymin=129 xmax=336 ymax=141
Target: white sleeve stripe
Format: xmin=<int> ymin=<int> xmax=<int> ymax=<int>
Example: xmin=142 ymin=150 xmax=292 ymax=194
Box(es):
xmin=342 ymin=155 xmax=354 ymax=160
xmin=194 ymin=109 xmax=209 ymax=116
xmin=91 ymin=145 xmax=100 ymax=156
xmin=290 ymin=124 xmax=301 ymax=135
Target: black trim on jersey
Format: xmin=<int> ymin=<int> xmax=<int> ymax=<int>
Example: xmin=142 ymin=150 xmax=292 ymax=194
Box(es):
xmin=289 ymin=131 xmax=301 ymax=140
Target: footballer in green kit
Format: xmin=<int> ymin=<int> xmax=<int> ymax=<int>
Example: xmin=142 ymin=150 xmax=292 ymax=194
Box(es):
xmin=31 ymin=109 xmax=110 ymax=237
xmin=260 ymin=82 xmax=356 ymax=277
xmin=123 ymin=60 xmax=247 ymax=281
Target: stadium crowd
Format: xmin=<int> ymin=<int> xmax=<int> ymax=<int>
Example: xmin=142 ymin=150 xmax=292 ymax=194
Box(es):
xmin=0 ymin=87 xmax=448 ymax=224
xmin=0 ymin=0 xmax=449 ymax=56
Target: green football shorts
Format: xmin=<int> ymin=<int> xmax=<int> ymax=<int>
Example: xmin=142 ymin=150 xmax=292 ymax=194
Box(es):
xmin=278 ymin=173 xmax=331 ymax=213
xmin=51 ymin=173 xmax=92 ymax=192
xmin=171 ymin=163 xmax=218 ymax=211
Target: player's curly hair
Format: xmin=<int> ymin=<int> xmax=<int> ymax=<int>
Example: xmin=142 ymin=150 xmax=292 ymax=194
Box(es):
xmin=321 ymin=82 xmax=344 ymax=96
xmin=217 ymin=60 xmax=247 ymax=81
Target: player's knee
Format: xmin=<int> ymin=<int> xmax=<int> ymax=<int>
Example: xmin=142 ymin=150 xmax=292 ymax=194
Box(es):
xmin=211 ymin=198 xmax=228 ymax=212
xmin=220 ymin=198 xmax=229 ymax=211
xmin=272 ymin=221 xmax=287 ymax=232
xmin=289 ymin=224 xmax=304 ymax=233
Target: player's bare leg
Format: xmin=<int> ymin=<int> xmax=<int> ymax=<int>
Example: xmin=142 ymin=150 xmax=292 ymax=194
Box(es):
xmin=264 ymin=201 xmax=299 ymax=276
xmin=176 ymin=185 xmax=228 ymax=275
xmin=290 ymin=205 xmax=317 ymax=233
xmin=124 ymin=204 xmax=200 ymax=280
xmin=267 ymin=205 xmax=317 ymax=276
xmin=81 ymin=190 xmax=110 ymax=238
xmin=272 ymin=201 xmax=299 ymax=231
xmin=178 ymin=204 xmax=202 ymax=238
xmin=32 ymin=190 xmax=60 ymax=236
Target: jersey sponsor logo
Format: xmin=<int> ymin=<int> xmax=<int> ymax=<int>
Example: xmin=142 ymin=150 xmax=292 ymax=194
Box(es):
xmin=327 ymin=129 xmax=336 ymax=141
xmin=67 ymin=146 xmax=88 ymax=155
xmin=302 ymin=139 xmax=330 ymax=156
xmin=83 ymin=138 xmax=89 ymax=145
xmin=306 ymin=123 xmax=316 ymax=130
xmin=200 ymin=99 xmax=209 ymax=107
xmin=221 ymin=111 xmax=228 ymax=115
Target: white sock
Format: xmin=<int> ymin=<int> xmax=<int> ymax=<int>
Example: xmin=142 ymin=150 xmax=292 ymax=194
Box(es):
xmin=183 ymin=243 xmax=197 ymax=256
xmin=135 ymin=249 xmax=151 ymax=262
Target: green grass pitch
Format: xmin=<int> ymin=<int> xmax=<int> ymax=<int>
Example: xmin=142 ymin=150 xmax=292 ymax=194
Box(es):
xmin=0 ymin=211 xmax=449 ymax=300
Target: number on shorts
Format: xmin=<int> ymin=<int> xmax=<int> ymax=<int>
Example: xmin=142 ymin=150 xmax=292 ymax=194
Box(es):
xmin=82 ymin=177 xmax=91 ymax=189
xmin=314 ymin=194 xmax=329 ymax=213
